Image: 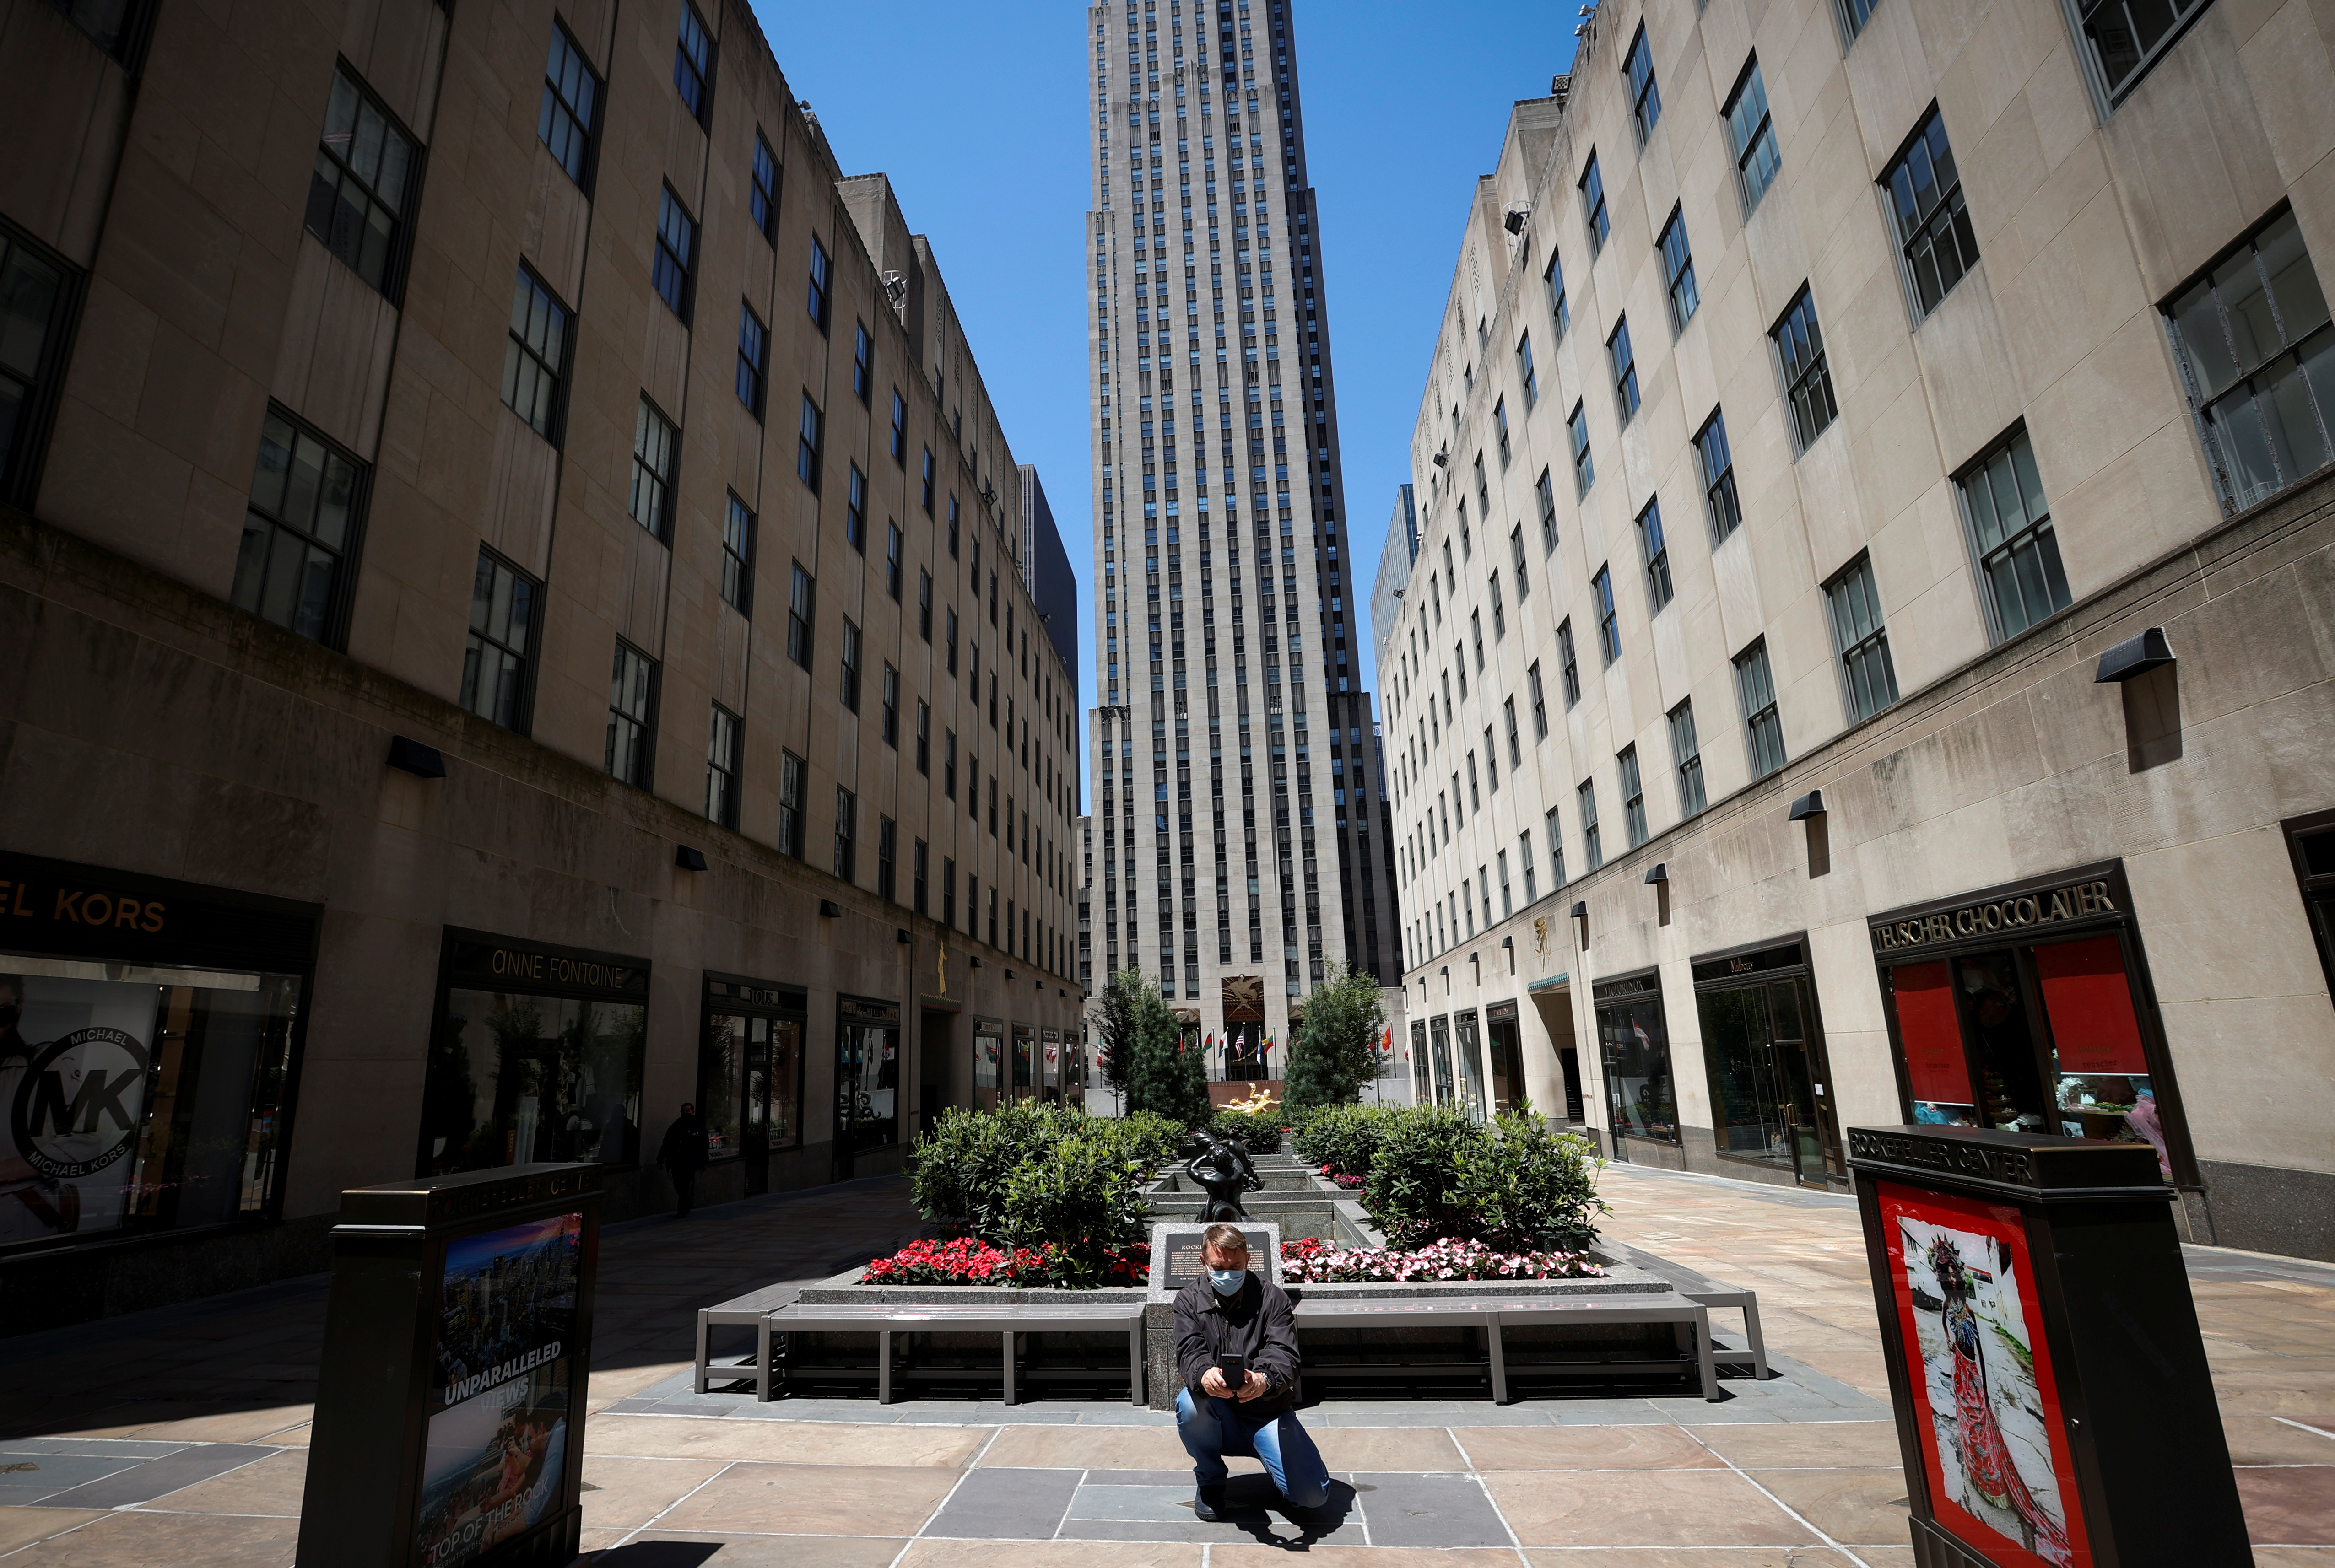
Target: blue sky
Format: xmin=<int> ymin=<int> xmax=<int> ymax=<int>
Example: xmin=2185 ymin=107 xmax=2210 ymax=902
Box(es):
xmin=755 ymin=1 xmax=1577 ymax=810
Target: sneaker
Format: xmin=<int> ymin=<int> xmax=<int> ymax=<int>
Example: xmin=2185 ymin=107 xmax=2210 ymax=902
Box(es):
xmin=1193 ymin=1485 xmax=1226 ymax=1523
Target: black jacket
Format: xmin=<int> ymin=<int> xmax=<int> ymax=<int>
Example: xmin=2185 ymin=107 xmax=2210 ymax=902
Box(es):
xmin=1172 ymin=1272 xmax=1301 ymax=1419
xmin=657 ymin=1114 xmax=708 ymax=1172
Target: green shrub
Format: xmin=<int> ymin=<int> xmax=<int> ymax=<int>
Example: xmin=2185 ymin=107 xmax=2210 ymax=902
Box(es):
xmin=999 ymin=1132 xmax=1153 ymax=1282
xmin=1293 ymin=1101 xmax=1401 ymax=1178
xmin=1450 ymin=1108 xmax=1607 ymax=1253
xmin=1359 ymin=1105 xmax=1484 ymax=1247
xmin=909 ymin=1101 xmax=1084 ymax=1239
xmin=1084 ymin=1110 xmax=1184 ymax=1169
xmin=1208 ymin=1108 xmax=1285 ymax=1153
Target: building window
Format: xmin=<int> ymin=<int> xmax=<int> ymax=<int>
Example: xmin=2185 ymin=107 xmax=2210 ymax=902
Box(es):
xmin=1592 ymin=564 xmax=1621 ymax=663
xmin=1725 ymin=59 xmax=1779 ymax=215
xmin=839 ymin=617 xmax=862 ymax=712
xmin=1619 ymin=745 xmax=1648 ymax=848
xmin=916 ymin=700 xmax=930 ymax=774
xmin=1519 ymin=832 xmax=1538 ymax=903
xmin=914 ymin=839 xmax=929 ymax=915
xmin=706 ymin=704 xmax=740 ymax=827
xmin=1557 ymin=618 xmax=1581 ymax=705
xmin=946 ymin=606 xmax=959 ymax=673
xmin=721 ymin=494 xmax=753 ymax=613
xmin=787 ymin=562 xmax=814 ymax=668
xmin=1580 ymin=154 xmax=1608 ymax=255
xmin=1773 ymin=287 xmax=1838 ymax=453
xmin=919 ymin=570 xmax=933 ymax=640
xmin=886 ymin=523 xmax=903 ymax=599
xmin=777 ymin=751 xmax=806 ymax=858
xmin=606 ymin=641 xmax=656 ymax=787
xmin=502 ymin=267 xmax=568 ymax=440
xmin=1623 ymin=24 xmax=1662 ymax=145
xmin=1826 ymin=554 xmax=1900 ymax=722
xmin=1886 ymin=110 xmax=1978 ymax=320
xmin=48 ymin=0 xmax=147 ymax=58
xmin=2077 ymin=0 xmax=2210 ymax=107
xmin=462 ymin=550 xmax=535 ymax=730
xmin=2167 ymin=208 xmax=2335 ymax=514
xmin=674 ymin=0 xmax=712 ymax=122
xmin=651 ymin=186 xmax=695 ymax=318
xmin=1608 ymin=318 xmax=1639 ymax=424
xmin=944 ymin=728 xmax=957 ymax=798
xmin=845 ymin=462 xmax=867 ymax=550
xmin=1544 ymin=251 xmax=1569 ymax=339
xmin=807 ymin=236 xmax=832 ymax=331
xmin=1695 ymin=408 xmax=1742 ymax=544
xmin=1579 ymin=779 xmax=1604 ymax=871
xmin=232 ymin=407 xmax=363 ymax=646
xmin=750 ymin=131 xmax=778 ymax=239
xmin=629 ymin=397 xmax=677 ymax=540
xmin=1569 ymin=401 xmax=1595 ymax=495
xmin=1493 ymin=400 xmax=1510 ymax=465
xmin=1839 ymin=0 xmax=1881 ymax=40
xmin=1669 ymin=700 xmax=1705 ymax=816
xmin=306 ymin=67 xmax=416 ymax=297
xmin=1503 ymin=697 xmax=1521 ymax=765
xmin=1546 ymin=806 xmax=1568 ymax=887
xmin=1658 ymin=207 xmax=1699 ymax=332
xmin=1528 ymin=661 xmax=1549 ymax=737
xmin=796 ymin=393 xmax=822 ymax=491
xmin=881 ymin=663 xmax=899 ymax=746
xmin=852 ymin=320 xmax=873 ymax=404
xmin=1510 ymin=524 xmax=1530 ymax=598
xmin=1637 ymin=499 xmax=1673 ymax=612
xmin=921 ymin=447 xmax=936 ymax=512
xmin=892 ymin=391 xmax=908 ymax=463
xmin=1535 ymin=468 xmax=1558 ymax=551
xmin=540 ymin=25 xmax=600 ymax=189
xmin=736 ymin=304 xmax=766 ymax=416
xmin=1735 ymin=639 xmax=1786 ymax=780
xmin=1958 ymin=427 xmax=2071 ymax=641
xmin=1517 ymin=332 xmax=1538 ymax=409
xmin=877 ymin=815 xmax=897 ymax=901
xmin=0 ymin=225 xmax=72 ymax=507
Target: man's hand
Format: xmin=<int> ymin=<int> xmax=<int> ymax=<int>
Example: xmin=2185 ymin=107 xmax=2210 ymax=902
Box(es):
xmin=1236 ymin=1369 xmax=1270 ymax=1401
xmin=1200 ymin=1366 xmax=1231 ymax=1398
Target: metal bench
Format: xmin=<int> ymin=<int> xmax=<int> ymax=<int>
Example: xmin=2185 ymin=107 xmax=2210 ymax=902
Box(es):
xmin=754 ymin=1300 xmax=1147 ymax=1405
xmin=1293 ymin=1293 xmax=1719 ymax=1403
xmin=1596 ymin=1240 xmax=1770 ymax=1379
xmin=694 ymin=1283 xmax=797 ymax=1397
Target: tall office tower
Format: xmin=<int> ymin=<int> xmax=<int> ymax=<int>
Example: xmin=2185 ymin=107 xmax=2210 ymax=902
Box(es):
xmin=1084 ymin=0 xmax=1398 ymax=1071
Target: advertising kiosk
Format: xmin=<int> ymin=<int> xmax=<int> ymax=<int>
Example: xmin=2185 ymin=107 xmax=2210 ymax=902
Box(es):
xmin=297 ymin=1164 xmax=603 ymax=1568
xmin=1846 ymin=1125 xmax=2249 ymax=1568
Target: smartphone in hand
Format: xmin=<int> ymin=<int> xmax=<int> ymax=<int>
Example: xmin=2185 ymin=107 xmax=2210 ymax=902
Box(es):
xmin=1216 ymin=1352 xmax=1246 ymax=1392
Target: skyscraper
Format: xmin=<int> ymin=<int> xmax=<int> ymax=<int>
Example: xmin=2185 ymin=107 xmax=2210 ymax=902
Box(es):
xmin=1084 ymin=0 xmax=1397 ymax=1072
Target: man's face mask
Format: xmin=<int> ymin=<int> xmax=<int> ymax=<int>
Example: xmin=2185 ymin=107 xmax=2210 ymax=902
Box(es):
xmin=1209 ymin=1266 xmax=1246 ymax=1295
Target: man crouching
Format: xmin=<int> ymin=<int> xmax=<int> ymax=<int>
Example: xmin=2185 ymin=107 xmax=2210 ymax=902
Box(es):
xmin=1171 ymin=1223 xmax=1329 ymax=1521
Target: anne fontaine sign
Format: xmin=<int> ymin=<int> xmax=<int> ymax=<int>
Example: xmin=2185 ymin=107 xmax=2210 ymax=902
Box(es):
xmin=1870 ymin=877 xmax=2119 ymax=954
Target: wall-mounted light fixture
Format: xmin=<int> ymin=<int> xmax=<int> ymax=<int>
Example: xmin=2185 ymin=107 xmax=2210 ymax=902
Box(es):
xmin=387 ymin=736 xmax=446 ymax=778
xmin=1789 ymin=789 xmax=1831 ymax=878
xmin=1644 ymin=862 xmax=1670 ymax=926
xmin=896 ymin=928 xmax=911 ymax=944
xmin=819 ymin=899 xmax=842 ymax=918
xmin=1570 ymin=900 xmax=1590 ymax=950
xmin=2097 ymin=627 xmax=2181 ymax=772
xmin=675 ymin=846 xmax=708 ymax=872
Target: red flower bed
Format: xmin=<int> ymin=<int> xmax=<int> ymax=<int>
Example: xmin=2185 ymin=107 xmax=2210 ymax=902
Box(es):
xmin=861 ymin=1236 xmax=1151 ymax=1288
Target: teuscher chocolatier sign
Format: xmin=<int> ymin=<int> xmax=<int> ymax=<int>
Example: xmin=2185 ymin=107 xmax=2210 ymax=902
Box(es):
xmin=1870 ymin=878 xmax=2118 ymax=953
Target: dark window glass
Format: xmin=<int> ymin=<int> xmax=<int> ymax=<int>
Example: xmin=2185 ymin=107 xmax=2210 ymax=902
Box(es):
xmin=1887 ymin=110 xmax=1979 ymax=319
xmin=778 ymin=752 xmax=806 ymax=858
xmin=1535 ymin=468 xmax=1558 ymax=551
xmin=787 ymin=562 xmax=814 ymax=668
xmin=606 ymin=641 xmax=655 ymax=786
xmin=881 ymin=668 xmax=898 ymax=747
xmin=1517 ymin=332 xmax=1538 ymax=409
xmin=886 ymin=522 xmax=903 ymax=599
xmin=2078 ymin=0 xmax=2209 ymax=105
xmin=462 ymin=550 xmax=535 ymax=730
xmin=796 ymin=392 xmax=822 ymax=491
xmin=845 ymin=462 xmax=866 ymax=550
xmin=305 ymin=67 xmax=415 ymax=296
xmin=892 ymin=391 xmax=908 ymax=463
xmin=502 ymin=268 xmax=568 ymax=440
xmin=1593 ymin=565 xmax=1620 ymax=664
xmin=1774 ymin=288 xmax=1838 ymax=452
xmin=1545 ymin=251 xmax=1570 ymax=338
xmin=1841 ymin=0 xmax=1882 ymax=38
xmin=1580 ymin=155 xmax=1608 ymax=253
xmin=750 ymin=132 xmax=779 ymax=239
xmin=232 ymin=407 xmax=362 ymax=645
xmin=2167 ymin=209 xmax=2335 ymax=513
xmin=1725 ymin=59 xmax=1780 ymax=214
xmin=807 ymin=236 xmax=831 ymax=330
xmin=1669 ymin=700 xmax=1705 ymax=816
xmin=652 ymin=187 xmax=694 ymax=318
xmin=721 ymin=494 xmax=753 ymax=613
xmin=1569 ymin=401 xmax=1595 ymax=495
xmin=1624 ymin=25 xmax=1661 ymax=144
xmin=706 ymin=705 xmax=740 ymax=827
xmin=1578 ymin=778 xmax=1603 ymax=871
xmin=839 ymin=618 xmax=861 ymax=712
xmin=48 ymin=0 xmax=146 ymax=58
xmin=1827 ymin=554 xmax=1900 ymax=722
xmin=1735 ymin=639 xmax=1787 ymax=779
xmin=0 ymin=225 xmax=70 ymax=505
xmin=1557 ymin=618 xmax=1581 ymax=705
xmin=1619 ymin=744 xmax=1648 ymax=848
xmin=1608 ymin=317 xmax=1639 ymax=424
xmin=1638 ymin=497 xmax=1672 ymax=611
xmin=736 ymin=304 xmax=766 ymax=416
xmin=1959 ymin=428 xmax=2072 ymax=640
xmin=1696 ymin=408 xmax=1743 ymax=543
xmin=675 ymin=1 xmax=712 ymax=120
xmin=853 ymin=322 xmax=872 ymax=404
xmin=629 ymin=398 xmax=676 ymax=540
xmin=1658 ymin=207 xmax=1699 ymax=331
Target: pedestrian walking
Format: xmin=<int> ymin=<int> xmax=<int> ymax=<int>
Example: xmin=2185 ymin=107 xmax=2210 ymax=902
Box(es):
xmin=1171 ymin=1222 xmax=1330 ymax=1521
xmin=656 ymin=1102 xmax=707 ymax=1218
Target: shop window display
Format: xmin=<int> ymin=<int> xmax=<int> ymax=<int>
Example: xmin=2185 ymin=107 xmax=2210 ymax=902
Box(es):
xmin=1 ymin=960 xmax=299 ymax=1249
xmin=1594 ymin=972 xmax=1678 ymax=1147
xmin=424 ymin=991 xmax=642 ymax=1173
xmin=1452 ymin=1009 xmax=1489 ymax=1123
xmin=1427 ymin=1015 xmax=1456 ymax=1107
xmin=1693 ymin=942 xmax=1843 ymax=1186
xmin=699 ymin=976 xmax=803 ymax=1198
xmin=835 ymin=997 xmax=900 ymax=1155
xmin=973 ymin=1017 xmax=1004 ymax=1110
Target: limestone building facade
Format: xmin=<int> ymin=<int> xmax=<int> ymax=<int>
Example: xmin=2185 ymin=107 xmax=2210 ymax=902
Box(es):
xmin=0 ymin=0 xmax=1081 ymax=1327
xmin=1373 ymin=0 xmax=2335 ymax=1259
xmin=1082 ymin=0 xmax=1401 ymax=1078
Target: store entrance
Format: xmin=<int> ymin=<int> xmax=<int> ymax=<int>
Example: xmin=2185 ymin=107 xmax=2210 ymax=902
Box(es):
xmin=1694 ymin=963 xmax=1843 ymax=1188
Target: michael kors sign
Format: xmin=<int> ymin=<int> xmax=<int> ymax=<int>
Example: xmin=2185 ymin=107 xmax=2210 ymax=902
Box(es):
xmin=1870 ymin=878 xmax=2118 ymax=953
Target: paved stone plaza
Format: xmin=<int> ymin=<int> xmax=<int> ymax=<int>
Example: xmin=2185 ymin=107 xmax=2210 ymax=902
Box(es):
xmin=1 ymin=1166 xmax=2329 ymax=1564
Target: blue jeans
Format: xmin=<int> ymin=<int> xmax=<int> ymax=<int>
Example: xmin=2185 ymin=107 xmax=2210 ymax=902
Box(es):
xmin=1175 ymin=1387 xmax=1330 ymax=1508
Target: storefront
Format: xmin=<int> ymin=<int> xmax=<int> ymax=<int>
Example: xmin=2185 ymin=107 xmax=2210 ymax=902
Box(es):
xmin=1870 ymin=861 xmax=2191 ymax=1183
xmin=1484 ymin=1000 xmax=1526 ymax=1115
xmin=1691 ymin=937 xmax=1843 ymax=1188
xmin=1408 ymin=1020 xmax=1428 ymax=1104
xmin=1592 ymin=968 xmax=1678 ymax=1158
xmin=1452 ymin=1008 xmax=1488 ymax=1122
xmin=972 ymin=1016 xmax=1004 ymax=1110
xmin=420 ymin=930 xmax=647 ymax=1177
xmin=1011 ymin=1021 xmax=1035 ymax=1101
xmin=0 ymin=851 xmax=319 ymax=1259
xmin=699 ymin=975 xmax=805 ymax=1197
xmin=1427 ymin=1014 xmax=1455 ymax=1107
xmin=1040 ymin=1025 xmax=1062 ymax=1102
xmin=833 ymin=994 xmax=901 ymax=1180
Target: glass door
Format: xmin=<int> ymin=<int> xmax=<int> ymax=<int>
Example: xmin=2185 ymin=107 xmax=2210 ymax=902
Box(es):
xmin=1427 ymin=1016 xmax=1455 ymax=1106
xmin=1453 ymin=1010 xmax=1488 ymax=1122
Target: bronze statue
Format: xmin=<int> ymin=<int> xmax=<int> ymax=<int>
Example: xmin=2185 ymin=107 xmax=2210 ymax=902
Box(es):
xmin=1186 ymin=1135 xmax=1263 ymax=1222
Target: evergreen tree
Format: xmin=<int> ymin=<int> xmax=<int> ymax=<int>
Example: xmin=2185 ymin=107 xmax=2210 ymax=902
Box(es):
xmin=1094 ymin=968 xmax=1138 ymax=1107
xmin=1282 ymin=962 xmax=1386 ymax=1119
xmin=1124 ymin=969 xmax=1211 ymax=1126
